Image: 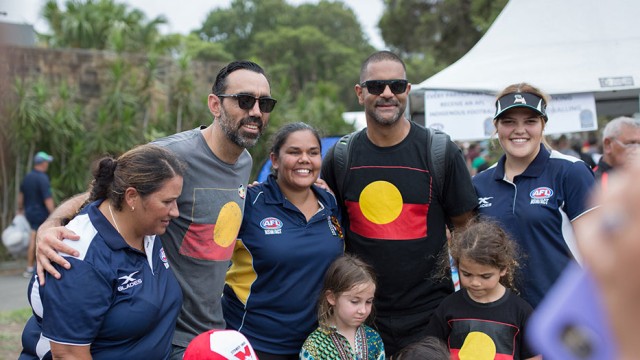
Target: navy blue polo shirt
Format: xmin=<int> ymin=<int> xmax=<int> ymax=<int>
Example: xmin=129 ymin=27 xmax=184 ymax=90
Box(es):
xmin=20 ymin=169 xmax=53 ymax=229
xmin=222 ymin=174 xmax=344 ymax=354
xmin=20 ymin=200 xmax=182 ymax=360
xmin=472 ymin=145 xmax=595 ymax=308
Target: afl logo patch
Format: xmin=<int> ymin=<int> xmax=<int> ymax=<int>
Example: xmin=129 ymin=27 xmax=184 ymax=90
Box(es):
xmin=530 ymin=187 xmax=553 ymax=199
xmin=238 ymin=184 xmax=246 ymax=199
xmin=530 ymin=187 xmax=553 ymax=205
xmin=260 ymin=217 xmax=283 ymax=235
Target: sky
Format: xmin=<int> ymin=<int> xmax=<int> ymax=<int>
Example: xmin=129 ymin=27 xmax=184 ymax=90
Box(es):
xmin=0 ymin=0 xmax=386 ymax=49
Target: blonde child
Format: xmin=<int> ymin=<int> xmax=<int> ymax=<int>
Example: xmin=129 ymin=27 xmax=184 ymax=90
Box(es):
xmin=300 ymin=254 xmax=385 ymax=359
xmin=425 ymin=219 xmax=542 ymax=360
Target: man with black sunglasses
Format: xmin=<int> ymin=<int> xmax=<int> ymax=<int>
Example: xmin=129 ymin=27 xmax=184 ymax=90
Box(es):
xmin=321 ymin=51 xmax=477 ymax=355
xmin=33 ymin=60 xmax=275 ymax=359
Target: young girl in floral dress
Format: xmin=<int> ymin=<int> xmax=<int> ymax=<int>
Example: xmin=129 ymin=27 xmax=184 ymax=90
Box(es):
xmin=300 ymin=254 xmax=385 ymax=359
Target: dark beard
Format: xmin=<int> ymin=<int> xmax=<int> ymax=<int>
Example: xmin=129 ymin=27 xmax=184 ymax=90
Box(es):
xmin=367 ymin=101 xmax=403 ymax=126
xmin=222 ymin=115 xmax=264 ymax=149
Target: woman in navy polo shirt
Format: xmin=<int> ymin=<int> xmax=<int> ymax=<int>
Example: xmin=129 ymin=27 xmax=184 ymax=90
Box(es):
xmin=472 ymin=83 xmax=595 ymax=308
xmin=20 ymin=144 xmax=184 ymax=360
xmin=222 ymin=122 xmax=344 ymax=360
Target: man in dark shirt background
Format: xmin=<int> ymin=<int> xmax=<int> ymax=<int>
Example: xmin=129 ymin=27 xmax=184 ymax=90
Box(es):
xmin=18 ymin=151 xmax=55 ymax=277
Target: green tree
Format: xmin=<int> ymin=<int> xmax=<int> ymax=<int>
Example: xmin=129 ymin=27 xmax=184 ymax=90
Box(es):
xmin=253 ymin=26 xmax=359 ymax=95
xmin=291 ymin=1 xmax=372 ymax=54
xmin=46 ymin=83 xmax=86 ymax=200
xmin=88 ymin=59 xmax=144 ymax=157
xmin=379 ymin=0 xmax=507 ymax=67
xmin=9 ymin=78 xmax=88 ymax=202
xmin=196 ymin=0 xmax=295 ymax=60
xmin=10 ymin=78 xmax=51 ymax=176
xmin=171 ymin=55 xmax=195 ymax=133
xmin=197 ymin=0 xmax=374 ymax=110
xmin=166 ymin=34 xmax=233 ymax=63
xmin=40 ymin=0 xmax=169 ymax=53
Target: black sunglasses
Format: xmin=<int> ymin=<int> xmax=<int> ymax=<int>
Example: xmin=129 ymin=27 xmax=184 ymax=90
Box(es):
xmin=360 ymin=79 xmax=408 ymax=95
xmin=217 ymin=93 xmax=277 ymax=113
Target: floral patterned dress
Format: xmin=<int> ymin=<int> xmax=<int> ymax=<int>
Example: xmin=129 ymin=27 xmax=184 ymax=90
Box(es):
xmin=300 ymin=325 xmax=385 ymax=360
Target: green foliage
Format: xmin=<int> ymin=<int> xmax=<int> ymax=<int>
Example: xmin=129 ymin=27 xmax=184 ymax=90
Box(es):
xmin=176 ymin=34 xmax=234 ymax=62
xmin=170 ymin=55 xmax=197 ymax=133
xmin=253 ymin=26 xmax=362 ymax=101
xmin=46 ymin=83 xmax=87 ymax=199
xmin=7 ymin=56 xmax=172 ymax=202
xmin=197 ymin=0 xmax=296 ymax=60
xmin=291 ymin=1 xmax=372 ymax=54
xmin=404 ymin=53 xmax=447 ymax=86
xmin=87 ymin=59 xmax=145 ymax=157
xmin=0 ymin=308 xmax=31 ymax=323
xmin=0 ymin=307 xmax=31 ymax=358
xmin=40 ymin=0 xmax=169 ymax=53
xmin=9 ymin=78 xmax=88 ymax=202
xmin=197 ymin=0 xmax=374 ymax=111
xmin=11 ymin=78 xmax=50 ymax=156
xmin=379 ymin=0 xmax=508 ymax=66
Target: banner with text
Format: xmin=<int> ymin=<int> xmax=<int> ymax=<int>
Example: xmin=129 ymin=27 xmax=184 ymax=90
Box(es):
xmin=424 ymin=90 xmax=597 ymax=141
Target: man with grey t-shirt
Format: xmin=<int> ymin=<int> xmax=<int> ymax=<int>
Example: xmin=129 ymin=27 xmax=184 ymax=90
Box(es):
xmin=34 ymin=60 xmax=276 ymax=359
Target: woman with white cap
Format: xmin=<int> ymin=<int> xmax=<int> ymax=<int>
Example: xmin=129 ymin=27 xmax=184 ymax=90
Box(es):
xmin=472 ymin=82 xmax=595 ymax=308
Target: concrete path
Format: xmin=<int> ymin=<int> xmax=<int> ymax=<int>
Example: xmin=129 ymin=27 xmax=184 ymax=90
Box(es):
xmin=0 ymin=260 xmax=31 ymax=312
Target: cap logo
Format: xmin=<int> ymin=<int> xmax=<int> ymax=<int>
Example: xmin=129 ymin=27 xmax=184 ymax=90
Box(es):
xmin=495 ymin=92 xmax=548 ymax=121
xmin=513 ymin=94 xmax=526 ymax=104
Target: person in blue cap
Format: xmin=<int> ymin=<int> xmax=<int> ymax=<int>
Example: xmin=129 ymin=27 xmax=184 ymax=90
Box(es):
xmin=18 ymin=151 xmax=55 ymax=277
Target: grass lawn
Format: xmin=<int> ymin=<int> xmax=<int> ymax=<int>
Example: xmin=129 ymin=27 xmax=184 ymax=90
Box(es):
xmin=0 ymin=308 xmax=30 ymax=359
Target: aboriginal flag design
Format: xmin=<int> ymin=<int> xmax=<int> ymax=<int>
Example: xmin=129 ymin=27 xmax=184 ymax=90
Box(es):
xmin=345 ymin=165 xmax=431 ymax=240
xmin=448 ymin=319 xmax=519 ymax=360
xmin=179 ymin=197 xmax=243 ymax=261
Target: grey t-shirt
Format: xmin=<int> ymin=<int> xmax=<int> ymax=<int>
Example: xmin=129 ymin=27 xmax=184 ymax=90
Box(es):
xmin=153 ymin=127 xmax=252 ymax=347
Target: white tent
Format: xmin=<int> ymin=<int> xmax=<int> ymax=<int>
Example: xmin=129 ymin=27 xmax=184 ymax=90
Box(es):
xmin=414 ymin=0 xmax=640 ymax=125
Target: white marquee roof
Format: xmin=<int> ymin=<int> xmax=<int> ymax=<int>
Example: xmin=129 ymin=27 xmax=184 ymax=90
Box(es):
xmin=415 ymin=0 xmax=640 ymax=101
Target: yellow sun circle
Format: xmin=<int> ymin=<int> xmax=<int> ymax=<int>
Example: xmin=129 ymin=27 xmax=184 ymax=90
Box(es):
xmin=459 ymin=331 xmax=496 ymax=360
xmin=359 ymin=181 xmax=402 ymax=224
xmin=213 ymin=201 xmax=242 ymax=247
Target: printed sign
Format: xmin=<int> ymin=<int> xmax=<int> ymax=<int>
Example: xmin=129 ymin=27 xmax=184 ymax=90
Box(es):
xmin=423 ymin=90 xmax=597 ymax=141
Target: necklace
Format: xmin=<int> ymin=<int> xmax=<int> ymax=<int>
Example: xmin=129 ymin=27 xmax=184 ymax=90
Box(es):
xmin=108 ymin=203 xmax=144 ymax=253
xmin=108 ymin=203 xmax=122 ymax=235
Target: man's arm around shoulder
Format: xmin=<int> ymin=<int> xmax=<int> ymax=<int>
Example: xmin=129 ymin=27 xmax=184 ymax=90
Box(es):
xmin=36 ymin=193 xmax=88 ymax=284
